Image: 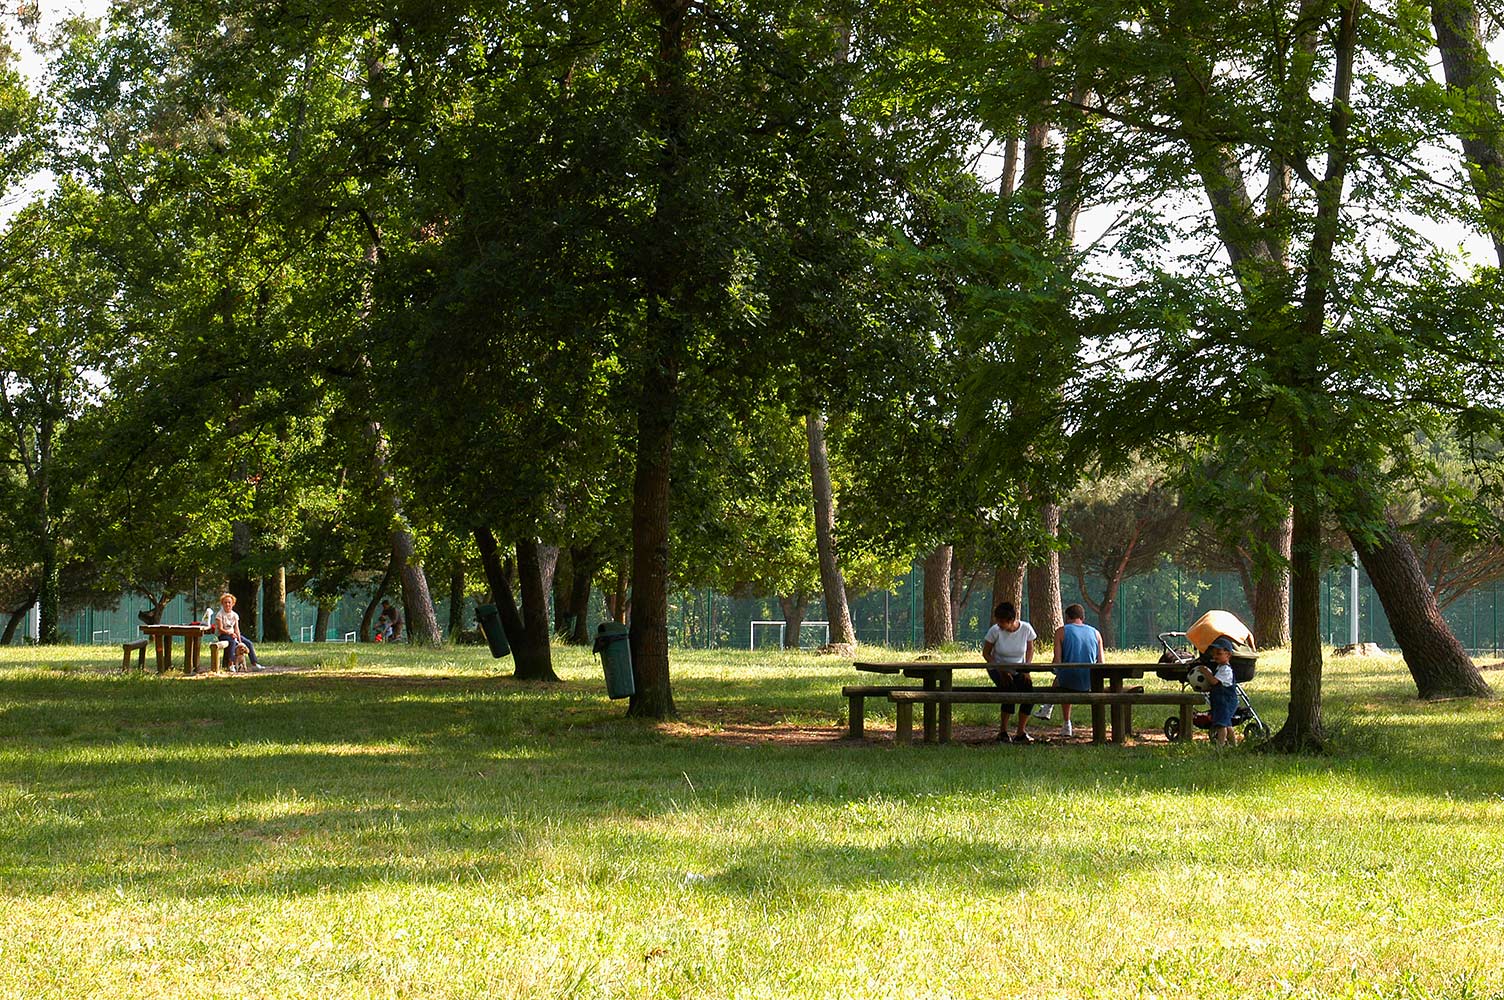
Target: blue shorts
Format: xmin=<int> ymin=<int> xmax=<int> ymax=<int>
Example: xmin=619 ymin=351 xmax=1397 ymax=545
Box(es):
xmin=1053 ymin=667 xmax=1090 ymax=693
xmin=1209 ymin=684 xmax=1238 ymax=727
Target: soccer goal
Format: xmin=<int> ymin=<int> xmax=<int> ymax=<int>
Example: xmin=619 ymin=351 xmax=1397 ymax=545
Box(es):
xmin=749 ymin=620 xmax=830 ymax=651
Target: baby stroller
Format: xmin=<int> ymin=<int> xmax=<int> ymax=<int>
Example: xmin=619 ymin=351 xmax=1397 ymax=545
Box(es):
xmin=1155 ymin=610 xmax=1271 ymax=742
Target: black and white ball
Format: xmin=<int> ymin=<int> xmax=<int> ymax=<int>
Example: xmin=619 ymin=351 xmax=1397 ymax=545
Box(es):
xmin=1187 ymin=666 xmax=1214 ymax=693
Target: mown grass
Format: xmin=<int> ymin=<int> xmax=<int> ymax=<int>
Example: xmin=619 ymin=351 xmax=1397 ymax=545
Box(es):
xmin=1 ymin=641 xmax=1501 ymax=999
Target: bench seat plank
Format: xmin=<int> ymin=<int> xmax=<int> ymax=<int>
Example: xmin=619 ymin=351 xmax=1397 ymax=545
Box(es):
xmin=888 ymin=690 xmax=1200 ymax=705
xmin=121 ymin=639 xmax=149 ymax=672
xmin=841 ymin=684 xmax=924 ymax=739
xmin=888 ymin=689 xmax=1199 ymax=745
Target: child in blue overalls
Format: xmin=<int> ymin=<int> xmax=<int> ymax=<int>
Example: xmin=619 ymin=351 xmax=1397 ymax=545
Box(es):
xmin=1193 ymin=636 xmax=1238 ymax=745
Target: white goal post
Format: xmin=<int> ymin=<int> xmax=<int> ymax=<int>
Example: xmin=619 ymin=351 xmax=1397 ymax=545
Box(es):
xmin=749 ymin=620 xmax=830 ymax=651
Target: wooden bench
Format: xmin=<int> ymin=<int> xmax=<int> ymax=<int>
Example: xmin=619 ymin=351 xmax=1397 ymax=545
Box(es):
xmin=121 ymin=638 xmax=149 ymax=671
xmin=205 ymin=639 xmax=231 ymax=673
xmin=842 ymin=684 xmax=931 ymax=738
xmin=888 ymin=689 xmax=1204 ymax=745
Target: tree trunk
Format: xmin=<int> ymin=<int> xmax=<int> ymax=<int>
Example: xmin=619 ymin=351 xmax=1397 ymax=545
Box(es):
xmin=625 ymin=0 xmax=694 ymax=720
xmin=922 ymin=544 xmax=954 ymax=647
xmin=245 ymin=578 xmax=261 ymax=640
xmin=1346 ymin=512 xmax=1493 ymax=698
xmin=392 ymin=525 xmax=442 ymax=645
xmin=948 ymin=554 xmax=985 ymax=639
xmin=537 ymin=544 xmax=559 ymax=625
xmin=360 ymin=560 xmax=393 ymax=642
xmin=1096 ymin=577 xmax=1122 ymax=651
xmin=1027 ymin=503 xmax=1064 ymax=646
xmin=1271 ymin=496 xmax=1328 ymax=751
xmin=991 ymin=562 xmax=1026 ymax=617
xmin=229 ymin=521 xmax=257 ymax=639
xmin=1269 ymin=2 xmax=1359 ymax=753
xmin=261 ymin=565 xmax=291 ymax=642
xmin=1431 ymin=0 xmax=1504 ymax=267
xmin=515 ymin=539 xmax=559 ymax=681
xmin=1251 ymin=512 xmax=1293 ymax=648
xmin=472 ymin=529 xmax=562 ymax=679
xmin=604 ymin=559 xmax=630 ymax=624
xmin=37 ymin=417 xmax=59 ymax=644
xmin=314 ymin=603 xmax=331 ymax=643
xmin=449 ymin=563 xmax=467 ymax=638
xmin=136 ymin=591 xmax=173 ymax=627
xmin=2 ymin=599 xmax=33 ymax=645
xmin=1074 ymin=565 xmax=1122 ymax=650
xmin=627 ymin=351 xmax=676 ymax=715
xmin=806 ymin=412 xmax=856 ymax=645
xmin=567 ymin=546 xmax=596 ymax=645
xmin=553 ymin=547 xmax=575 ymax=637
xmin=778 ymin=594 xmax=807 ymax=650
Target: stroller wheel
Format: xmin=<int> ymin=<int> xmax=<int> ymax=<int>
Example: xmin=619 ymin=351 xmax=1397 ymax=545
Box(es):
xmin=1243 ymin=719 xmax=1271 ymax=742
xmin=1163 ymin=716 xmax=1182 ymax=742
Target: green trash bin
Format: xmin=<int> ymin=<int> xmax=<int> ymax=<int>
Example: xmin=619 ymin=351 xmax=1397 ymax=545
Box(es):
xmin=593 ymin=622 xmax=635 ymax=699
xmin=475 ymin=604 xmax=511 ymax=659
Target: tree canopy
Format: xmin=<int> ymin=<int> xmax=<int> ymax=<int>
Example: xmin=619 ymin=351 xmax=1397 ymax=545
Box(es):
xmin=3 ymin=0 xmax=1499 ymax=745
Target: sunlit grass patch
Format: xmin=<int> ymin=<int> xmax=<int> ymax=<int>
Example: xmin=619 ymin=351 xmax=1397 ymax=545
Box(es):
xmin=0 ymin=640 xmax=1500 ymax=998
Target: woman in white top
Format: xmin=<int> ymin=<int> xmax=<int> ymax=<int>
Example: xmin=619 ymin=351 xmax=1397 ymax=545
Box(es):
xmin=982 ymin=601 xmax=1038 ymax=743
xmin=214 ymin=592 xmax=260 ymax=671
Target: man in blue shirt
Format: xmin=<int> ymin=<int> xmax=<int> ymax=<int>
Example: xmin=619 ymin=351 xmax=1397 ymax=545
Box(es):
xmin=1051 ymin=603 xmax=1104 ymax=738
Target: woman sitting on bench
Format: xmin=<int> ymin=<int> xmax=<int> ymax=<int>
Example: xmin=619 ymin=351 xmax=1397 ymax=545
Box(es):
xmin=983 ymin=602 xmax=1037 ymax=743
xmin=215 ymin=592 xmax=261 ymax=671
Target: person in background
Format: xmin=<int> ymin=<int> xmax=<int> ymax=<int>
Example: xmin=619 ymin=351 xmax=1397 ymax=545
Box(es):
xmin=1051 ymin=603 xmax=1103 ymax=739
xmin=982 ymin=601 xmax=1038 ymax=743
xmin=215 ymin=592 xmax=260 ymax=671
xmin=379 ymin=599 xmax=403 ymax=642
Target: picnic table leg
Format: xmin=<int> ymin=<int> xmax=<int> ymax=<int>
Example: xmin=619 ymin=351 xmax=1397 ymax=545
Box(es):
xmin=1090 ymin=672 xmax=1107 ymax=744
xmin=922 ymin=675 xmax=938 ymax=744
xmin=1110 ymin=676 xmax=1126 ymax=744
xmin=938 ymin=670 xmax=953 ymax=744
xmin=848 ymin=692 xmax=865 ymax=739
xmin=1178 ymin=701 xmax=1193 ymax=742
xmin=186 ymin=633 xmax=201 ymax=675
xmin=153 ymin=635 xmax=167 ymax=673
xmin=896 ymin=701 xmax=913 ymax=745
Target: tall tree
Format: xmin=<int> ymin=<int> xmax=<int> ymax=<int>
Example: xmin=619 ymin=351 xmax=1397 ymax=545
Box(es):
xmin=1430 ymin=0 xmax=1504 ymax=266
xmin=806 ymin=412 xmax=856 ymax=647
xmin=977 ymin=0 xmax=1504 ymax=747
xmin=1062 ymin=470 xmax=1186 ymax=649
xmin=0 ymin=189 xmax=120 ymax=643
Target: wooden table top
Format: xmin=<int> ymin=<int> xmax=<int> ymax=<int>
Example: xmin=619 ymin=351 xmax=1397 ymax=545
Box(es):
xmin=853 ymin=661 xmax=1161 ymax=676
xmin=139 ymin=623 xmax=211 ymax=636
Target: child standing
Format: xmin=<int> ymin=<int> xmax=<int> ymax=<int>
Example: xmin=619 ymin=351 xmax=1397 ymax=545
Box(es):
xmin=1194 ymin=636 xmax=1238 ymax=745
xmin=215 ymin=592 xmax=260 ymax=671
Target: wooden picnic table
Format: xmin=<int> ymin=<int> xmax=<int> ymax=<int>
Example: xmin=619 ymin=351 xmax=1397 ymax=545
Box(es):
xmin=139 ymin=623 xmax=211 ymax=674
xmin=852 ymin=661 xmax=1171 ymax=744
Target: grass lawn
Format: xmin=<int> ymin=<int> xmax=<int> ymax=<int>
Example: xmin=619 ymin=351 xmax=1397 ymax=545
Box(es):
xmin=1 ymin=640 xmax=1501 ymax=999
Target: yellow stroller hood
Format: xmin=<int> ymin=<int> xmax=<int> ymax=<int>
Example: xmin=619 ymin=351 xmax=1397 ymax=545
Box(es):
xmin=1185 ymin=610 xmax=1256 ymax=653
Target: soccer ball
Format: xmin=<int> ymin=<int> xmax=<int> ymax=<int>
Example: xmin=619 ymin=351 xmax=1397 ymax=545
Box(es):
xmin=1187 ymin=666 xmax=1214 ymax=693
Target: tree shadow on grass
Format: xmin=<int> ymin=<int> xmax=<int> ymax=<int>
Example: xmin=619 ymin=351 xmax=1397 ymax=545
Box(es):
xmin=3 ymin=667 xmax=1500 ymax=901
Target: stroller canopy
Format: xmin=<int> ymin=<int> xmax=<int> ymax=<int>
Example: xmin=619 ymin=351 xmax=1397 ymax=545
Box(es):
xmin=1186 ymin=610 xmax=1256 ymax=653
